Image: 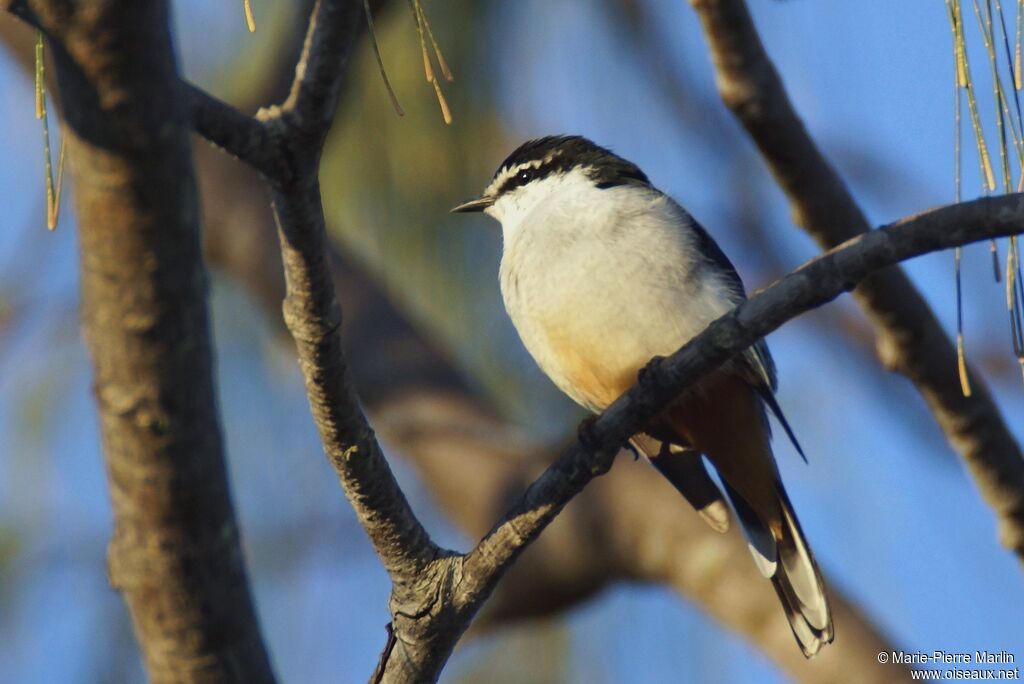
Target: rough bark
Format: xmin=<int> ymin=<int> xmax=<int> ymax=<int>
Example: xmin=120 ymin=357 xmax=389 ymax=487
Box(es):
xmin=690 ymin=0 xmax=1024 ymax=562
xmin=5 ymin=0 xmax=277 ymax=681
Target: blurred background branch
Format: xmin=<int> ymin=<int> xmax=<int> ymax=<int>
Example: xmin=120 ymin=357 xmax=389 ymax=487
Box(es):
xmin=689 ymin=0 xmax=1024 ymax=563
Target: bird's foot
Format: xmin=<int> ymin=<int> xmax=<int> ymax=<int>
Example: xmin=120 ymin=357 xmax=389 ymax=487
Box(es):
xmin=637 ymin=355 xmax=666 ymax=389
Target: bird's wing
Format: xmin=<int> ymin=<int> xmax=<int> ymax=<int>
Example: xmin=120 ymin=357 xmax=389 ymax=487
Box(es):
xmin=679 ymin=209 xmax=807 ymax=462
xmin=679 ymin=211 xmax=776 ymax=386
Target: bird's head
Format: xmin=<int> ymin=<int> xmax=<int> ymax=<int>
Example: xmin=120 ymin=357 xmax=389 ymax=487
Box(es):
xmin=451 ymin=135 xmax=650 ymax=227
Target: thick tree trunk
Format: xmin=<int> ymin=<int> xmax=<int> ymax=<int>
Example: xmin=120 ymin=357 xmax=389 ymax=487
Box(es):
xmin=10 ymin=1 xmax=277 ymax=681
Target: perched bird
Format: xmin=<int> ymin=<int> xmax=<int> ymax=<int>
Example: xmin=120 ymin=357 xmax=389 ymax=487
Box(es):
xmin=453 ymin=135 xmax=833 ymax=657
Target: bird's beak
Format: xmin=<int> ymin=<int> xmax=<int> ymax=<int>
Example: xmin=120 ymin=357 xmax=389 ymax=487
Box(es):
xmin=450 ymin=196 xmax=494 ymax=213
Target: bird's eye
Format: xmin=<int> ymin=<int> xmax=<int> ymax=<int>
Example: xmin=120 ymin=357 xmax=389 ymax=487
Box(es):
xmin=517 ymin=168 xmax=534 ymax=184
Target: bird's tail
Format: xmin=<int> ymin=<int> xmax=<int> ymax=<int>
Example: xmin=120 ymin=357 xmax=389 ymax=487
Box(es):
xmin=724 ymin=479 xmax=834 ymax=658
xmin=652 ymin=373 xmax=833 ymax=657
xmin=630 ymin=434 xmax=731 ymax=533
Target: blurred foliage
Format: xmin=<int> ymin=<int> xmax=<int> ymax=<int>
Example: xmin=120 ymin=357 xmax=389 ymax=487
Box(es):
xmin=0 ymin=526 xmax=20 ymax=576
xmin=454 ymin=620 xmax=572 ymax=684
xmin=16 ymin=360 xmax=62 ymax=442
xmin=211 ymin=1 xmax=295 ymax=105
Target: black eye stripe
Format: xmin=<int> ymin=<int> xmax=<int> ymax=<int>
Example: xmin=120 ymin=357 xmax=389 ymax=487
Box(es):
xmin=495 ymin=156 xmax=573 ymax=197
xmin=489 ymin=136 xmax=652 ymax=198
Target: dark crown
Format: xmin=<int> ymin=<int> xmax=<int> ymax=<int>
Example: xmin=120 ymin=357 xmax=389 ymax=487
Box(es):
xmin=489 ymin=135 xmax=650 ymax=197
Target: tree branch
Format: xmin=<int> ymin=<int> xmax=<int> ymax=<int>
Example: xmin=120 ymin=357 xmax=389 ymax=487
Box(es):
xmin=388 ymin=196 xmax=1024 ymax=681
xmin=232 ymin=5 xmax=473 ymax=678
xmin=270 ymin=179 xmax=445 ymax=581
xmin=689 ymin=0 xmax=1024 ymax=562
xmin=184 ymin=81 xmax=290 ymax=181
xmin=6 ymin=0 xmax=277 ymax=681
xmin=455 ymin=437 xmax=906 ymax=683
xmin=276 ymin=0 xmax=363 ymax=154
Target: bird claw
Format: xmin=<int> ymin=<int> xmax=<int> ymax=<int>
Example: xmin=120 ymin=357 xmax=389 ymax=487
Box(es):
xmin=638 ymin=355 xmax=666 ymax=389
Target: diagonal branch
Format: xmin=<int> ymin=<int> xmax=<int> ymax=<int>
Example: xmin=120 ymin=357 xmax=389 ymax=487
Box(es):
xmin=184 ymin=81 xmax=290 ymax=181
xmin=456 ymin=194 xmax=1024 ymax=617
xmin=270 ymin=179 xmax=446 ymax=583
xmin=380 ymin=193 xmax=1024 ymax=681
xmin=690 ymin=0 xmax=1024 ymax=562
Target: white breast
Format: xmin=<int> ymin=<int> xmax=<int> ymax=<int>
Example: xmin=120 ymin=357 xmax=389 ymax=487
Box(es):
xmin=495 ymin=170 xmax=740 ymax=412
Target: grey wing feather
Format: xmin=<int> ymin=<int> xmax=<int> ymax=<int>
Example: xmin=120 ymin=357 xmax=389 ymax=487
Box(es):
xmin=680 ymin=208 xmax=806 ymax=462
xmin=679 ymin=209 xmax=776 ymax=388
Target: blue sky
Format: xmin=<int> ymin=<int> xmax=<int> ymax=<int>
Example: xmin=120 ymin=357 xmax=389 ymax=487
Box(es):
xmin=1 ymin=1 xmax=1022 ymax=682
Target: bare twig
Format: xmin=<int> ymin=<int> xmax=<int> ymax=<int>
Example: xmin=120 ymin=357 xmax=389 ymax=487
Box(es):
xmin=261 ymin=0 xmax=448 ymax=592
xmin=370 ymin=623 xmax=397 ymax=684
xmin=271 ymin=179 xmax=446 ymax=580
xmin=184 ymin=82 xmax=291 ymax=181
xmin=690 ymin=0 xmax=1024 ymax=562
xmin=245 ymin=6 xmax=469 ymax=679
